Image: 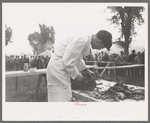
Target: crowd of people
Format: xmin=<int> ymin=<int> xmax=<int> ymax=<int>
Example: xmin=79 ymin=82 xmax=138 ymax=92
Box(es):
xmin=83 ymin=49 xmax=145 ymax=77
xmin=84 ymin=49 xmax=145 ymax=65
xmin=5 ymin=55 xmax=50 ymax=71
xmin=5 ymin=49 xmax=144 ymax=72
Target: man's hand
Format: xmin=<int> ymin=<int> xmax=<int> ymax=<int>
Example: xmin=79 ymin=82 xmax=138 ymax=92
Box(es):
xmin=85 ymin=68 xmax=96 ymax=78
xmin=75 ymin=73 xmax=84 ymax=82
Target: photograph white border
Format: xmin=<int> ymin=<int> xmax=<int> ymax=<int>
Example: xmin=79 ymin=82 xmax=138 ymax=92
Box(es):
xmin=2 ymin=2 xmax=148 ymax=121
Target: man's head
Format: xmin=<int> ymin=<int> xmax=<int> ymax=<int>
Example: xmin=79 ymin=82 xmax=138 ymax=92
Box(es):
xmin=132 ymin=50 xmax=136 ymax=54
xmin=120 ymin=51 xmax=124 ymax=55
xmin=137 ymin=52 xmax=141 ymax=56
xmin=91 ymin=30 xmax=112 ymax=50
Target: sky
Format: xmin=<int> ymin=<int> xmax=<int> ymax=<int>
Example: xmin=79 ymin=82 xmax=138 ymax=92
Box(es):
xmin=3 ymin=3 xmax=148 ymax=55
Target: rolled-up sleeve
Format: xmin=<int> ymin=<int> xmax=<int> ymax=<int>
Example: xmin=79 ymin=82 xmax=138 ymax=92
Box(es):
xmin=62 ymin=37 xmax=86 ymax=80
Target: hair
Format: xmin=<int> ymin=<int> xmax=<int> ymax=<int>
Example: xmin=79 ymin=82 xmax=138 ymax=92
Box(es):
xmin=120 ymin=51 xmax=124 ymax=53
xmin=132 ymin=50 xmax=135 ymax=53
xmin=96 ymin=30 xmax=112 ymax=50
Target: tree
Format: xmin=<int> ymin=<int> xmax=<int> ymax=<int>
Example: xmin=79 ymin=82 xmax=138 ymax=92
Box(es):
xmin=28 ymin=24 xmax=55 ymax=55
xmin=5 ymin=25 xmax=13 ymax=46
xmin=107 ymin=6 xmax=144 ymax=54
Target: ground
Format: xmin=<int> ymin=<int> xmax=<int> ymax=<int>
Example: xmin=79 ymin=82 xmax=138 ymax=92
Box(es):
xmin=5 ymin=73 xmax=144 ymax=102
xmin=5 ymin=75 xmax=47 ymax=102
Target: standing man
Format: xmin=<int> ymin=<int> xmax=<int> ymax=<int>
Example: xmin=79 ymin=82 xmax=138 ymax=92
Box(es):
xmin=47 ymin=30 xmax=112 ymax=102
xmin=128 ymin=50 xmax=137 ymax=64
xmin=134 ymin=52 xmax=142 ymax=64
xmin=115 ymin=51 xmax=126 ymax=65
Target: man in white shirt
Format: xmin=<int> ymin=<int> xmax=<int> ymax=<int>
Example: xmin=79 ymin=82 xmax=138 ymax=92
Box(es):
xmin=46 ymin=30 xmax=112 ymax=102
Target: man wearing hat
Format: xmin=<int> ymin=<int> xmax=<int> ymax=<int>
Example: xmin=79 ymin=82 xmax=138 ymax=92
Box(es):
xmin=46 ymin=30 xmax=112 ymax=102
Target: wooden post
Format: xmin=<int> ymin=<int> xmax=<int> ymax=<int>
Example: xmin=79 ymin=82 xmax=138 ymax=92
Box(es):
xmin=35 ymin=74 xmax=43 ymax=101
xmin=113 ymin=63 xmax=116 ymax=77
xmin=130 ymin=68 xmax=132 ymax=77
xmin=15 ymin=76 xmax=19 ymax=96
xmin=99 ymin=63 xmax=110 ymax=77
xmin=15 ymin=76 xmax=18 ymax=91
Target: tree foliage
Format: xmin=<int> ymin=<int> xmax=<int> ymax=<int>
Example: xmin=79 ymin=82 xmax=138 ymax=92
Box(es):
xmin=107 ymin=6 xmax=144 ymax=54
xmin=28 ymin=24 xmax=55 ymax=55
xmin=5 ymin=25 xmax=13 ymax=46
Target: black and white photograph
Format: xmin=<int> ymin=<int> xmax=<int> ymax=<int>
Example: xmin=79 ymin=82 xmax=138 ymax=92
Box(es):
xmin=2 ymin=2 xmax=148 ymax=121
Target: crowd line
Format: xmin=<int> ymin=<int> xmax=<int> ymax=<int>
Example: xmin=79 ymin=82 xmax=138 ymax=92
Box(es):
xmin=5 ymin=49 xmax=144 ymax=73
xmin=5 ymin=55 xmax=50 ymax=71
xmin=84 ymin=49 xmax=145 ymax=65
xmin=84 ymin=50 xmax=145 ymax=77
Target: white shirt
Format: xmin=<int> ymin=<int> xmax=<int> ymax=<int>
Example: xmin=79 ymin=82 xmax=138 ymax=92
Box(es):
xmin=53 ymin=34 xmax=91 ymax=79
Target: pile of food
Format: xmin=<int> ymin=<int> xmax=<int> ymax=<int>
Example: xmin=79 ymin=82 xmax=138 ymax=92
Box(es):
xmin=71 ymin=76 xmax=145 ymax=102
xmin=88 ymin=81 xmax=145 ymax=101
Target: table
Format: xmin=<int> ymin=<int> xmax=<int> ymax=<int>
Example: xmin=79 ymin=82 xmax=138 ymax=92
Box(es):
xmin=73 ymin=79 xmax=145 ymax=102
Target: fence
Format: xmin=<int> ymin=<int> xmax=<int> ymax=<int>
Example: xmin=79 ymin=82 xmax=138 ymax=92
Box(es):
xmin=85 ymin=61 xmax=145 ymax=77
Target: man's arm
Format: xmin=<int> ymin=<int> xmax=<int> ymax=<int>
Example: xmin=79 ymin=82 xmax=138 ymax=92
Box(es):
xmin=75 ymin=59 xmax=86 ymax=72
xmin=62 ymin=37 xmax=86 ymax=80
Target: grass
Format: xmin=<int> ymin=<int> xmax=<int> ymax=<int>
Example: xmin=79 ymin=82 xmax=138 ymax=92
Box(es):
xmin=6 ymin=75 xmax=47 ymax=102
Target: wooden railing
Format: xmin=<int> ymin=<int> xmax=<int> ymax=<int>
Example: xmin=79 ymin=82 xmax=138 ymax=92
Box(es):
xmin=85 ymin=61 xmax=144 ymax=77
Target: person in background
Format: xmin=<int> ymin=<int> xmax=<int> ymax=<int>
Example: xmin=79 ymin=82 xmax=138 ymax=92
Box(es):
xmin=5 ymin=56 xmax=9 ymax=71
xmin=109 ymin=53 xmax=116 ymax=62
xmin=84 ymin=50 xmax=95 ymax=61
xmin=115 ymin=51 xmax=126 ymax=65
xmin=29 ymin=56 xmax=34 ymax=68
xmin=141 ymin=50 xmax=145 ymax=64
xmin=21 ymin=56 xmax=24 ymax=70
xmin=103 ymin=52 xmax=109 ymax=61
xmin=29 ymin=56 xmax=33 ymax=62
xmin=134 ymin=52 xmax=143 ymax=76
xmin=29 ymin=56 xmax=31 ymax=67
xmin=128 ymin=50 xmax=137 ymax=64
xmin=9 ymin=55 xmax=14 ymax=71
xmin=41 ymin=56 xmax=46 ymax=69
xmin=97 ymin=52 xmax=101 ymax=61
xmin=34 ymin=56 xmax=38 ymax=69
xmin=141 ymin=50 xmax=145 ymax=76
xmin=94 ymin=54 xmax=99 ymax=61
xmin=47 ymin=30 xmax=112 ymax=102
xmin=15 ymin=56 xmax=19 ymax=70
xmin=99 ymin=51 xmax=104 ymax=61
xmin=37 ymin=56 xmax=42 ymax=69
xmin=123 ymin=53 xmax=129 ymax=63
xmin=128 ymin=50 xmax=137 ymax=76
xmin=23 ymin=55 xmax=29 ymax=65
xmin=19 ymin=56 xmax=23 ymax=70
xmin=134 ymin=52 xmax=142 ymax=64
xmin=115 ymin=51 xmax=126 ymax=76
